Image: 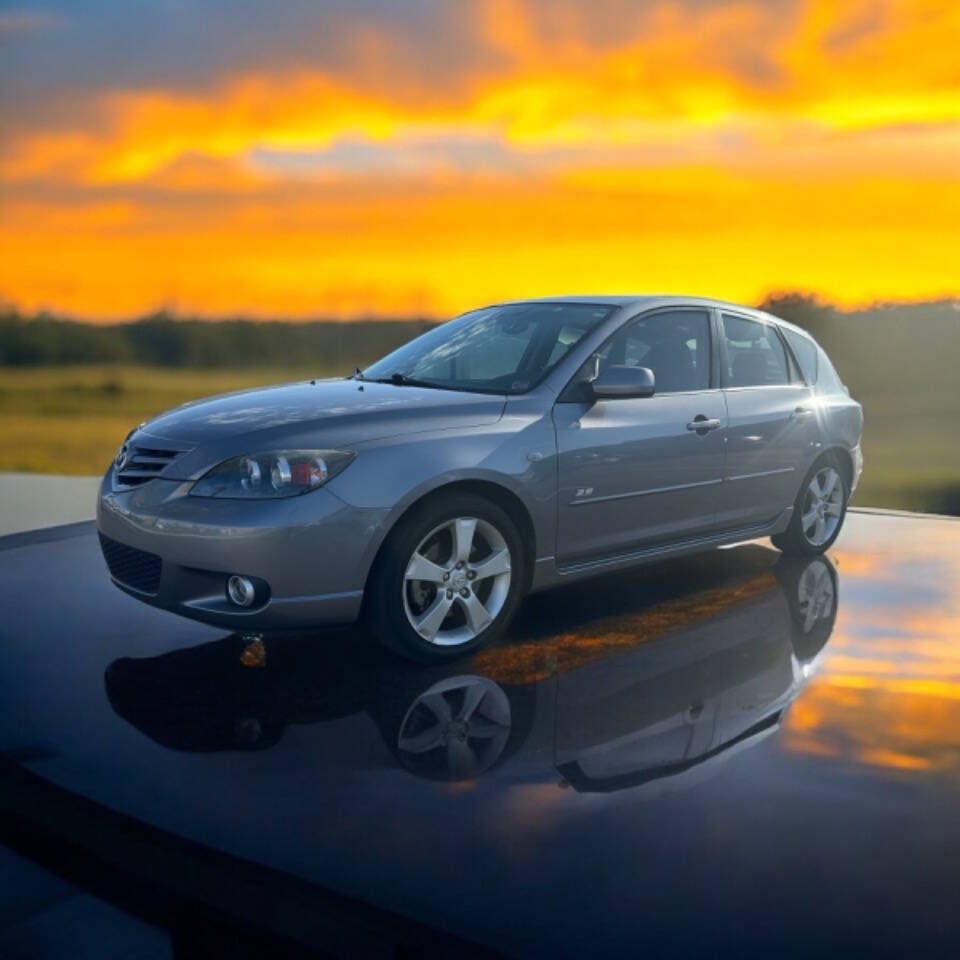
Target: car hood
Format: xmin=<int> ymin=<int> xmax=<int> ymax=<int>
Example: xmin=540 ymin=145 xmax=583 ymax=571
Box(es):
xmin=137 ymin=378 xmax=506 ymax=453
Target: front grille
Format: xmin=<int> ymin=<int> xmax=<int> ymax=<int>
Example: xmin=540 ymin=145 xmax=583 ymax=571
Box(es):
xmin=115 ymin=445 xmax=183 ymax=487
xmin=99 ymin=534 xmax=162 ymax=595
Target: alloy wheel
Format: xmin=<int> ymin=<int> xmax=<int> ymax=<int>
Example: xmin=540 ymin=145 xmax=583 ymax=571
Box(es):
xmin=402 ymin=516 xmax=512 ymax=646
xmin=800 ymin=466 xmax=844 ymax=547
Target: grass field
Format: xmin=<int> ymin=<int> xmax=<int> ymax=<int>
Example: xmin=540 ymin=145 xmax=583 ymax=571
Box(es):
xmin=0 ymin=365 xmax=325 ymax=475
xmin=1 ymin=364 xmax=958 ymax=514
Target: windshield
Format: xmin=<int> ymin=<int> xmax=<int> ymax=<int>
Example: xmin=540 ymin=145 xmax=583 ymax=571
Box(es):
xmin=361 ymin=302 xmax=614 ymax=394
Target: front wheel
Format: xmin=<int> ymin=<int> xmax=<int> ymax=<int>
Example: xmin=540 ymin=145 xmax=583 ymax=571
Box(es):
xmin=365 ymin=493 xmax=527 ymax=662
xmin=772 ymin=457 xmax=848 ymax=557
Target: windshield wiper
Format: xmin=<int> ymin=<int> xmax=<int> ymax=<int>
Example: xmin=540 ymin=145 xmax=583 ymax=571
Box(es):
xmin=368 ymin=372 xmax=442 ymax=389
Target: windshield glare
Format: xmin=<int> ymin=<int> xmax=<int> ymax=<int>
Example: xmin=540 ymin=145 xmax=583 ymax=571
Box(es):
xmin=361 ymin=303 xmax=614 ymax=394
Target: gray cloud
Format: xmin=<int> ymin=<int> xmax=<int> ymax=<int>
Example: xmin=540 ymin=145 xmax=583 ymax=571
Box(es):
xmin=0 ymin=0 xmax=805 ymax=138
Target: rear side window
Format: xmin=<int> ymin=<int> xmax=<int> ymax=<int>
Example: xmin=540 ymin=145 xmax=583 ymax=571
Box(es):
xmin=783 ymin=329 xmax=818 ymax=384
xmin=721 ymin=314 xmax=790 ymax=387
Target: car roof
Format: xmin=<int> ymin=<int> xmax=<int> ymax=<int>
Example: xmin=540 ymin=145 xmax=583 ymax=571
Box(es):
xmin=494 ymin=293 xmax=772 ymax=315
xmin=492 ymin=294 xmax=814 ymax=337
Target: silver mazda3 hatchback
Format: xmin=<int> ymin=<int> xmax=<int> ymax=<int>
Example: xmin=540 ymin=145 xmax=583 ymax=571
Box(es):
xmin=97 ymin=296 xmax=863 ymax=661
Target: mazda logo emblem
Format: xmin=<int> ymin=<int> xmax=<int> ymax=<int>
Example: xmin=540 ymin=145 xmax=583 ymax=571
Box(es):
xmin=115 ymin=444 xmax=129 ymax=471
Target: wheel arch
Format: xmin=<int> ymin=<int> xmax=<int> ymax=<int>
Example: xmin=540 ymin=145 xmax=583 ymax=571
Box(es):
xmin=820 ymin=445 xmax=855 ymax=495
xmin=363 ymin=479 xmax=538 ymax=599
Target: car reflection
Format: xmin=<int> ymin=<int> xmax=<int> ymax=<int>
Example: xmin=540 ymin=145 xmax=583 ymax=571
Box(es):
xmin=555 ymin=555 xmax=836 ymax=793
xmin=105 ymin=548 xmax=837 ymax=789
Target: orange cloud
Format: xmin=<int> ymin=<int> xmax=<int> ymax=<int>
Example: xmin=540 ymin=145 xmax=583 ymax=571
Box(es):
xmin=4 ymin=162 xmax=959 ymax=318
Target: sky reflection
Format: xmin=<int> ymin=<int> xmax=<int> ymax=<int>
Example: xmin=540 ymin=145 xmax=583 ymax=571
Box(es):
xmin=782 ymin=513 xmax=960 ymax=775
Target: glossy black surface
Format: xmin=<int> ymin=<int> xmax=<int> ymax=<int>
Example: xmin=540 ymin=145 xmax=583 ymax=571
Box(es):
xmin=2 ymin=512 xmax=959 ymax=957
xmin=0 ymin=845 xmax=171 ymax=960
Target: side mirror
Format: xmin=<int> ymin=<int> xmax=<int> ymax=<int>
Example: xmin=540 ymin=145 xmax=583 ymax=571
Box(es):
xmin=590 ymin=365 xmax=655 ymax=400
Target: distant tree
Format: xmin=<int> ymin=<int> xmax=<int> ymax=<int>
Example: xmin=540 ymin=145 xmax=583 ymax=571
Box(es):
xmin=757 ymin=292 xmax=837 ymax=345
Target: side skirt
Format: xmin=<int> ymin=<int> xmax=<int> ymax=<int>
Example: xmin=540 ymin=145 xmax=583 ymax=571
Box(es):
xmin=529 ymin=507 xmax=793 ymax=592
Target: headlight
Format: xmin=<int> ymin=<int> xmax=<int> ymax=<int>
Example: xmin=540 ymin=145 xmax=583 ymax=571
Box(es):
xmin=190 ymin=450 xmax=354 ymax=499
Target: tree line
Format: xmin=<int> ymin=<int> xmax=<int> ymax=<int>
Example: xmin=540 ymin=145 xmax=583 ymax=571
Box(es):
xmin=1 ymin=298 xmax=958 ymax=400
xmin=0 ymin=309 xmax=435 ymax=369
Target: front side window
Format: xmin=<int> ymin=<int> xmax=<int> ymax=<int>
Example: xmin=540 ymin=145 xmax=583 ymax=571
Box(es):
xmin=721 ymin=314 xmax=790 ymax=387
xmin=564 ymin=309 xmax=712 ymax=399
xmin=362 ymin=302 xmax=614 ymax=394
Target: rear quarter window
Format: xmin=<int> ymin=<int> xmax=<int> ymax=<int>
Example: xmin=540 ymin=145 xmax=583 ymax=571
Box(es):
xmin=782 ymin=329 xmax=818 ymax=385
xmin=816 ymin=347 xmax=847 ymax=393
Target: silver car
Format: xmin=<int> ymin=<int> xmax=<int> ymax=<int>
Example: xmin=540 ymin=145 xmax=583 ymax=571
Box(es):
xmin=97 ymin=296 xmax=863 ymax=661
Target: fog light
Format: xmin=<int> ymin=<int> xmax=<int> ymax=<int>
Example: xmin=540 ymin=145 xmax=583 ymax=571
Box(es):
xmin=227 ymin=575 xmax=256 ymax=608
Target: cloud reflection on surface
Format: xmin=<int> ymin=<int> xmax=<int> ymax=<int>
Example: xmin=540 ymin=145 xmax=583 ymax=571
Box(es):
xmin=782 ymin=514 xmax=960 ymax=775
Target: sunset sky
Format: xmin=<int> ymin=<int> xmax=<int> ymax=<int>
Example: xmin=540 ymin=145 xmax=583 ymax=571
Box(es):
xmin=1 ymin=0 xmax=958 ymax=320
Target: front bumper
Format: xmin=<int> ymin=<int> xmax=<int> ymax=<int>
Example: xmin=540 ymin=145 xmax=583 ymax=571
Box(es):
xmin=96 ymin=469 xmax=389 ymax=630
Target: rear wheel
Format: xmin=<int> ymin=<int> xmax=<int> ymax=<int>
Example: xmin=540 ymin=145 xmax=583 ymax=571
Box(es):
xmin=365 ymin=493 xmax=527 ymax=662
xmin=772 ymin=456 xmax=848 ymax=557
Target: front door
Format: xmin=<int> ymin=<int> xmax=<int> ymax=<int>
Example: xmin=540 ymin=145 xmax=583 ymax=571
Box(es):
xmin=553 ymin=308 xmax=726 ymax=564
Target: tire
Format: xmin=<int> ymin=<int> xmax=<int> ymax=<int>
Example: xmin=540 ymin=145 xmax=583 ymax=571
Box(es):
xmin=772 ymin=454 xmax=848 ymax=557
xmin=365 ymin=492 xmax=527 ymax=663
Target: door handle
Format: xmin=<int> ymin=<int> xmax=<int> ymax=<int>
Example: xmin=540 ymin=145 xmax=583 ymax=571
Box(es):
xmin=686 ymin=416 xmax=721 ymax=433
xmin=792 ymin=407 xmax=814 ymax=419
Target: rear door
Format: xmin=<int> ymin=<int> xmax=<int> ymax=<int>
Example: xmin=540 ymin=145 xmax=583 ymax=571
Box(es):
xmin=553 ymin=308 xmax=726 ymax=564
xmin=716 ymin=313 xmax=819 ymax=530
